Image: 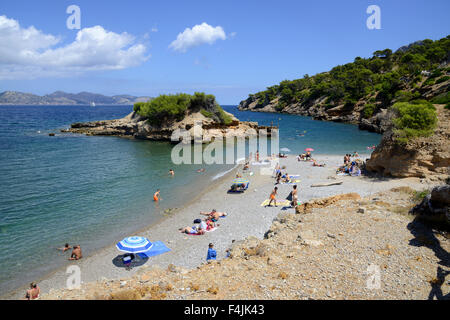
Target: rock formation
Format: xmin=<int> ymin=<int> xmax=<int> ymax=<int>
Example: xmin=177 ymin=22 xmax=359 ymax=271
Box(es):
xmin=410 ymin=185 xmax=450 ymax=229
xmin=365 ymin=105 xmax=450 ymax=180
xmin=64 ymin=110 xmax=276 ymax=143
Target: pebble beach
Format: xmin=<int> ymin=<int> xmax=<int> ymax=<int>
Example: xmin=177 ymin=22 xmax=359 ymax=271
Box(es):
xmin=3 ymin=154 xmax=435 ymax=300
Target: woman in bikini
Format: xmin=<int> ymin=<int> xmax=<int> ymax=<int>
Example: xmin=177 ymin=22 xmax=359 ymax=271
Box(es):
xmin=25 ymin=283 xmax=40 ymax=300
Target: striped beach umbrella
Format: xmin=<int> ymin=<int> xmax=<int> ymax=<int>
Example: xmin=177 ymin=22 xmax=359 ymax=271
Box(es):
xmin=231 ymin=178 xmax=249 ymax=185
xmin=116 ymin=236 xmax=153 ymax=253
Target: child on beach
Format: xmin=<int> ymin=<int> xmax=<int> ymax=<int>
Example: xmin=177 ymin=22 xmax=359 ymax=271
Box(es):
xmin=206 ymin=243 xmax=217 ymax=261
xmin=267 ymin=187 xmax=278 ymax=207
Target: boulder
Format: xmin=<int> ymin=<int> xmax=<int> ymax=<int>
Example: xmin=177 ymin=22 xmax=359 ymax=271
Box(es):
xmin=410 ymin=185 xmax=450 ymax=228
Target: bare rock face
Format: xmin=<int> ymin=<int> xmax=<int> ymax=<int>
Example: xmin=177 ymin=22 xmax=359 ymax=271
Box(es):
xmin=366 ymin=105 xmax=450 ymax=180
xmin=64 ymin=111 xmax=275 ymax=143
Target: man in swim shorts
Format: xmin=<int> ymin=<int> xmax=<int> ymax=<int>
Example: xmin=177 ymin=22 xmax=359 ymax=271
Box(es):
xmin=268 ymin=187 xmax=278 ymax=207
xmin=69 ymin=245 xmax=82 ymax=260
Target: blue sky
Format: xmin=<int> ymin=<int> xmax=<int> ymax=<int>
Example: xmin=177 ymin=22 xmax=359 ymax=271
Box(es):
xmin=0 ymin=0 xmax=449 ymax=104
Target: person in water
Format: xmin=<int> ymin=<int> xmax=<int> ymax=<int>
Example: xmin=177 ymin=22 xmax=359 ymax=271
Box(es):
xmin=57 ymin=243 xmax=72 ymax=252
xmin=69 ymin=245 xmax=82 ymax=261
xmin=153 ymin=189 xmax=160 ymax=201
xmin=267 ymin=187 xmax=278 ymax=207
xmin=25 ymin=282 xmax=40 ymax=300
xmin=169 ymin=169 xmax=174 ymax=176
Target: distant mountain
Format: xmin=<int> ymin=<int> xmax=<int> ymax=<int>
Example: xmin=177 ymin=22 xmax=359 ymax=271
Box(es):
xmin=0 ymin=91 xmax=152 ymax=105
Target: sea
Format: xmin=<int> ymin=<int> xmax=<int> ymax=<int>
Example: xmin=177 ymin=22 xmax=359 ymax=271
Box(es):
xmin=0 ymin=104 xmax=381 ymax=295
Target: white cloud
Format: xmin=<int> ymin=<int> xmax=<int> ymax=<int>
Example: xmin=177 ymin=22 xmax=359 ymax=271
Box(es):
xmin=169 ymin=22 xmax=226 ymax=53
xmin=0 ymin=15 xmax=150 ymax=79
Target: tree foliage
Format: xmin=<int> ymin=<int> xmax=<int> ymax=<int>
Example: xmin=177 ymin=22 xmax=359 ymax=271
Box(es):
xmin=134 ymin=92 xmax=232 ymax=125
xmin=245 ymin=35 xmax=450 ymax=118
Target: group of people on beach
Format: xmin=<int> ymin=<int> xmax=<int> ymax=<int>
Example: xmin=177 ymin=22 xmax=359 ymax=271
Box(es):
xmin=337 ymin=153 xmax=362 ymax=176
xmin=178 ymin=209 xmax=227 ymax=235
xmin=296 ymin=151 xmax=326 ymax=167
xmin=25 ymin=243 xmax=82 ymax=299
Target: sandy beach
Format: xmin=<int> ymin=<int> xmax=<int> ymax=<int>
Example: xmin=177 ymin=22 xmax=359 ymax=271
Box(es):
xmin=3 ymin=153 xmax=433 ymax=300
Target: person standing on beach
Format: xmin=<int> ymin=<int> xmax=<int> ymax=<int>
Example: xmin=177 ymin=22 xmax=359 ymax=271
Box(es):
xmin=268 ymin=187 xmax=278 ymax=207
xmin=291 ymin=185 xmax=298 ymax=207
xmin=25 ymin=282 xmax=40 ymax=300
xmin=206 ymin=243 xmax=217 ymax=261
xmin=256 ymin=151 xmax=260 ymax=162
xmin=153 ymin=189 xmax=160 ymax=202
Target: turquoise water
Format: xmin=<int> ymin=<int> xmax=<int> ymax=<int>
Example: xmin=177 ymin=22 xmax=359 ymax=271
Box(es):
xmin=0 ymin=105 xmax=381 ymax=295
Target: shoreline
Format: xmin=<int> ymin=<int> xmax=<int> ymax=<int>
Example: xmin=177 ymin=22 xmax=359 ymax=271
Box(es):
xmin=1 ymin=160 xmax=244 ymax=300
xmin=3 ymin=154 xmax=433 ymax=300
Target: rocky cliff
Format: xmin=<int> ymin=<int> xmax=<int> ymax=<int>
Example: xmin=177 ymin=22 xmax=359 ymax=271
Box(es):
xmin=239 ymin=77 xmax=449 ymax=134
xmin=365 ymin=105 xmax=450 ymax=180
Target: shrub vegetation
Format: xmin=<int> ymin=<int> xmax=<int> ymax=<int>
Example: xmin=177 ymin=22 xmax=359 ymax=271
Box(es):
xmin=134 ymin=92 xmax=232 ymax=125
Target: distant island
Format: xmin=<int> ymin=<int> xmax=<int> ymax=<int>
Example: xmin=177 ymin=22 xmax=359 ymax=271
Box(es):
xmin=0 ymin=90 xmax=152 ymax=106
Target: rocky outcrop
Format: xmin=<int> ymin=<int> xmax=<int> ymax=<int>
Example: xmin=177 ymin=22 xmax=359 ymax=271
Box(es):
xmin=366 ymin=105 xmax=450 ymax=180
xmin=64 ymin=110 xmax=276 ymax=143
xmin=410 ymin=185 xmax=450 ymax=229
xmin=238 ymin=70 xmax=449 ymax=134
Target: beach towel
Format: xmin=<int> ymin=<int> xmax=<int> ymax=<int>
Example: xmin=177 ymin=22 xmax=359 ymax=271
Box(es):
xmin=260 ymin=199 xmax=301 ymax=207
xmin=137 ymin=241 xmax=171 ymax=258
xmin=279 ymin=179 xmax=301 ymax=185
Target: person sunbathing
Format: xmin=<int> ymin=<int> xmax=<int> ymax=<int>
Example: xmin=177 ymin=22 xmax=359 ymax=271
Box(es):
xmin=179 ymin=226 xmax=205 ymax=235
xmin=200 ymin=209 xmax=227 ymax=221
xmin=312 ymin=159 xmax=325 ymax=167
xmin=282 ymin=173 xmax=291 ymax=183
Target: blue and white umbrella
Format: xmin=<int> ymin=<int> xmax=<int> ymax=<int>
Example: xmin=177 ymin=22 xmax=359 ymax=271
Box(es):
xmin=116 ymin=236 xmax=153 ymax=253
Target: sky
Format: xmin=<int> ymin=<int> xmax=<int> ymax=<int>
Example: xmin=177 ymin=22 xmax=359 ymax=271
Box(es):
xmin=0 ymin=0 xmax=449 ymax=104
